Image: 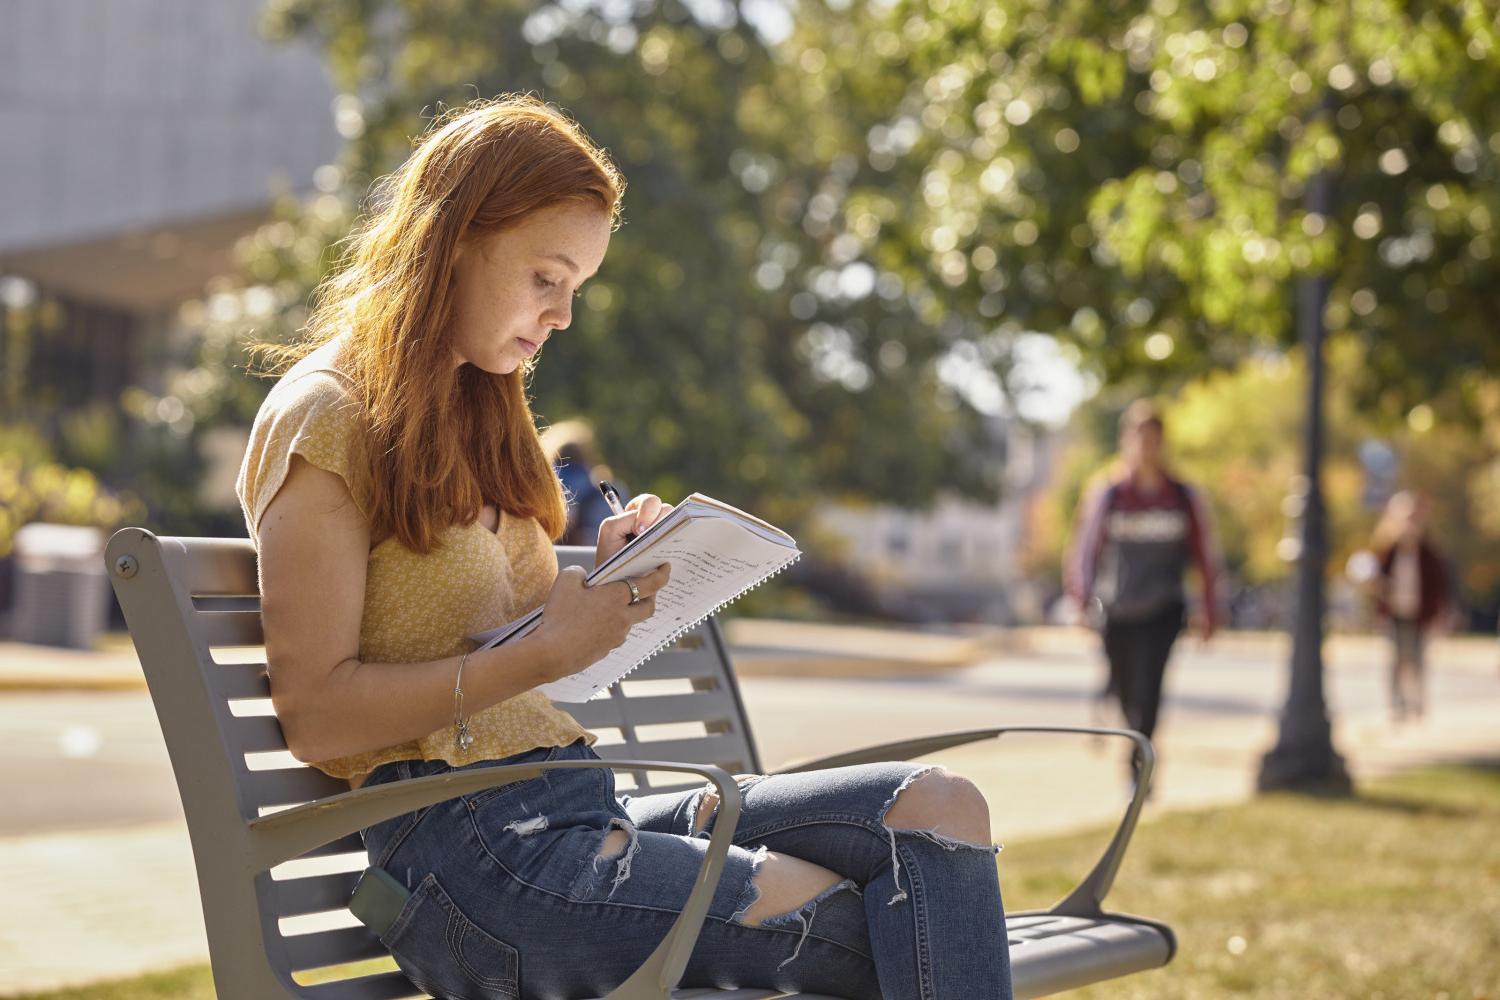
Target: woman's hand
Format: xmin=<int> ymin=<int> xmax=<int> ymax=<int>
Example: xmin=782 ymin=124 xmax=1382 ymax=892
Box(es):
xmin=531 ymin=561 xmax=672 ymax=682
xmin=595 ymin=492 xmax=675 ymax=567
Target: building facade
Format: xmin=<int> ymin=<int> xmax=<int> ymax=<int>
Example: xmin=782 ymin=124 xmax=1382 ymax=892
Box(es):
xmin=0 ymin=0 xmax=339 ymax=494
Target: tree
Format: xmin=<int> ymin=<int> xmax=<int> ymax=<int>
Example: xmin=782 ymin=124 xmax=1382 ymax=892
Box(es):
xmin=179 ymin=0 xmax=1013 ymax=540
xmin=781 ymin=0 xmax=1500 ymax=410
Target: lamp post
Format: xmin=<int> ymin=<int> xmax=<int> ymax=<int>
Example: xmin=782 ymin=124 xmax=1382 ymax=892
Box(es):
xmin=1256 ymin=106 xmax=1352 ymax=792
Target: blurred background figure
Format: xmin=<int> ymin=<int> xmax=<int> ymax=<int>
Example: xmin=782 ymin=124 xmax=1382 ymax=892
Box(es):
xmin=540 ymin=419 xmax=625 ymax=548
xmin=1367 ymin=490 xmax=1452 ymax=723
xmin=1066 ymin=400 xmax=1223 ymax=761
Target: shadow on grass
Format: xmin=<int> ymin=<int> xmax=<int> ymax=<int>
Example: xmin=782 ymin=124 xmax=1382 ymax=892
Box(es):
xmin=1351 ymin=756 xmax=1500 ymax=819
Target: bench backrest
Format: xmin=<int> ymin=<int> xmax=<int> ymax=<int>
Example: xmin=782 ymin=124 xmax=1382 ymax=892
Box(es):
xmin=105 ymin=528 xmax=761 ymax=998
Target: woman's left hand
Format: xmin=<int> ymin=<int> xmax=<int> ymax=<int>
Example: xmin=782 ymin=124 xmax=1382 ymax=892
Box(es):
xmin=595 ymin=493 xmax=674 ymax=566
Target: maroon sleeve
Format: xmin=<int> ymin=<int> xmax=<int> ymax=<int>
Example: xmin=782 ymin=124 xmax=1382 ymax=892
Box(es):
xmin=1066 ymin=481 xmax=1111 ymax=604
xmin=1183 ymin=483 xmax=1223 ymax=631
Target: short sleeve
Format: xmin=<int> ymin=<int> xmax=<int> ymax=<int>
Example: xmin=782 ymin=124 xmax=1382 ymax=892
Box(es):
xmin=235 ymin=372 xmax=372 ymax=547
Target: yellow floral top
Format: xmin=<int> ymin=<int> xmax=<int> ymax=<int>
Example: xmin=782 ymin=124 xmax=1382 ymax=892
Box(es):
xmin=234 ymin=340 xmax=594 ymax=781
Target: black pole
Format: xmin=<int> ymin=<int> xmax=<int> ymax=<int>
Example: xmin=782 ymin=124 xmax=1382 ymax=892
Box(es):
xmin=1257 ymin=98 xmax=1351 ymax=793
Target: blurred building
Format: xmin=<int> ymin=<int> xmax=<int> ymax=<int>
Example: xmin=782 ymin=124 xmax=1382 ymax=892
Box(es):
xmin=815 ymin=417 xmax=1060 ymax=625
xmin=0 ymin=0 xmax=339 ymax=502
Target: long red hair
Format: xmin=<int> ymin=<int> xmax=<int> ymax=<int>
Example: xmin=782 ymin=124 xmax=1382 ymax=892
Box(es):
xmin=249 ymin=95 xmax=625 ymax=553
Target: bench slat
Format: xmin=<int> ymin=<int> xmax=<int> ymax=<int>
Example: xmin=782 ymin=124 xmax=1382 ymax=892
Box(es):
xmin=569 ymin=693 xmax=734 ymax=732
xmin=590 ymin=735 xmax=742 ymax=770
xmin=246 ymin=766 xmax=349 ymax=810
xmin=217 ymin=661 xmax=272 ymax=699
xmin=231 ymin=715 xmax=289 ymax=754
xmin=196 ymin=610 xmax=264 ymax=647
xmin=157 ymin=535 xmax=259 ymax=596
xmin=293 ymin=833 xmax=367 ymax=860
xmin=282 ymin=926 xmax=389 ymax=970
xmin=625 ymin=652 xmax=720 ymax=682
xmin=274 ymin=873 xmax=361 ymax=917
xmin=614 ymin=692 xmax=736 ymax=728
xmin=300 ymin=971 xmax=423 ymax=999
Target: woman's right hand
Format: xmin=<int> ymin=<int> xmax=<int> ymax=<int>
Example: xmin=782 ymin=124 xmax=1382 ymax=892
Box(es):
xmin=532 ymin=562 xmax=672 ymax=682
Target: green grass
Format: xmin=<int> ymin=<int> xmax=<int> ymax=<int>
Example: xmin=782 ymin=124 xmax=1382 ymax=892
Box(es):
xmin=11 ymin=765 xmax=1500 ymax=999
xmin=1001 ymin=764 xmax=1500 ymax=998
xmin=6 ymin=966 xmax=215 ymax=1000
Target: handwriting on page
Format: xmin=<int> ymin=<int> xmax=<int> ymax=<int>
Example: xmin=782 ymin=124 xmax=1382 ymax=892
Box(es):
xmin=538 ymin=524 xmax=794 ymax=701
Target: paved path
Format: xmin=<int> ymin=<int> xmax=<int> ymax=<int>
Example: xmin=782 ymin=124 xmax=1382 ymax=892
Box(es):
xmin=1 ymin=628 xmax=1497 ymax=994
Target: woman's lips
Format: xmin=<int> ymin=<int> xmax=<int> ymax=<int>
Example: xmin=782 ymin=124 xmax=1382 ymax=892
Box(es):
xmin=515 ymin=337 xmax=541 ymax=357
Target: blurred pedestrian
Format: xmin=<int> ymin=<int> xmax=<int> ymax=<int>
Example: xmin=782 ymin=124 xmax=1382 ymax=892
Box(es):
xmin=539 ymin=419 xmax=624 ymax=547
xmin=1368 ymin=490 xmax=1451 ymax=722
xmin=1066 ymin=400 xmax=1223 ymax=763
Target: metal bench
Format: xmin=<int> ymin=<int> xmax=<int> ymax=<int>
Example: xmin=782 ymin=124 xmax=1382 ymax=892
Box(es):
xmin=105 ymin=528 xmax=1175 ymax=999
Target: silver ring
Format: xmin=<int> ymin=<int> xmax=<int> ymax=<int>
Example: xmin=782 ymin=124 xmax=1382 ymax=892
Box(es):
xmin=624 ymin=578 xmax=643 ymax=605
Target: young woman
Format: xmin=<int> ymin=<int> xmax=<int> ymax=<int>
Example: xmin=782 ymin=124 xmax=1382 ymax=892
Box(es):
xmin=236 ymin=96 xmax=1013 ymax=999
xmin=1066 ymin=401 xmax=1222 ymax=759
xmin=1368 ymin=490 xmax=1450 ymax=722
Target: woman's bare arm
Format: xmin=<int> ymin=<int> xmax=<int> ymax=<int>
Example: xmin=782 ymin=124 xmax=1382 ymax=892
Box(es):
xmin=257 ymin=454 xmax=667 ymax=764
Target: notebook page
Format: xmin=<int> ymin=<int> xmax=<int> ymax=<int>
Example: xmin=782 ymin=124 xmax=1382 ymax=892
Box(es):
xmin=539 ymin=515 xmax=798 ymax=702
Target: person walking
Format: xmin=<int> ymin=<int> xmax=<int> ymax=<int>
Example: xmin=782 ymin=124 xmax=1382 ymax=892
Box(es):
xmin=1368 ymin=490 xmax=1451 ymax=722
xmin=1066 ymin=400 xmax=1223 ymax=764
xmin=235 ymin=96 xmax=1012 ymax=999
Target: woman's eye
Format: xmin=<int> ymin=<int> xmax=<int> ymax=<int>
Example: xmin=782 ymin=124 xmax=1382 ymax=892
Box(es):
xmin=533 ymin=273 xmax=557 ymax=290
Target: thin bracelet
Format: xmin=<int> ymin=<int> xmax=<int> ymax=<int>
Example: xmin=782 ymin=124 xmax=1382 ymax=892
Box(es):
xmin=453 ymin=649 xmax=475 ymax=752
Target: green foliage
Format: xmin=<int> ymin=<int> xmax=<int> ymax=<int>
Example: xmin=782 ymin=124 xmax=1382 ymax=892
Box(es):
xmin=190 ymin=0 xmax=1015 ymax=540
xmin=784 ymin=0 xmax=1500 ymax=411
xmin=1166 ymin=347 xmax=1369 ymax=586
xmin=161 ymin=0 xmax=1499 ymax=559
xmin=0 ymin=424 xmax=146 ymax=558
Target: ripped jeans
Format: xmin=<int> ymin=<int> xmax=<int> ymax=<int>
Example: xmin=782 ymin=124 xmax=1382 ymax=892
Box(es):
xmin=359 ymin=739 xmax=1013 ymax=1000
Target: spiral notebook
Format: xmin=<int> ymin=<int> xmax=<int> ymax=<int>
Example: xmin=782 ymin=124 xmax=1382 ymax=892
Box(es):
xmin=467 ymin=493 xmax=801 ymax=702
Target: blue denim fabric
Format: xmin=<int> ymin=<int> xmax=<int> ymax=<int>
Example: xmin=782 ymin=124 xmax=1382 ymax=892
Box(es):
xmin=360 ymin=738 xmax=1013 ymax=1000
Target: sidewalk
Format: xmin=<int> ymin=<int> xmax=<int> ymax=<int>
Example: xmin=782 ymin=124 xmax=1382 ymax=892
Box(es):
xmin=3 ymin=623 xmax=1496 ymax=691
xmin=0 ymin=634 xmax=147 ymax=691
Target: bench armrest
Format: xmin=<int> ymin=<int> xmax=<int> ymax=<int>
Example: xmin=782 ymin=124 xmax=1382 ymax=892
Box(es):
xmin=771 ymin=725 xmax=1153 ymax=917
xmin=249 ymin=758 xmax=742 ymax=1000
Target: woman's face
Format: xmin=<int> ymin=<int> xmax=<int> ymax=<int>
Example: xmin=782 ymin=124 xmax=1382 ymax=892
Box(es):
xmin=448 ymin=200 xmax=611 ymax=374
xmin=1121 ymin=421 xmax=1164 ymax=472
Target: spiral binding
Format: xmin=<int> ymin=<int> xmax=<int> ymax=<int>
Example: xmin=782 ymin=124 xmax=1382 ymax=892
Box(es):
xmin=575 ymin=550 xmax=803 ymax=701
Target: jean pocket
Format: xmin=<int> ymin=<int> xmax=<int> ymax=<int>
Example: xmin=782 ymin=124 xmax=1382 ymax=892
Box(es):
xmin=380 ymin=872 xmax=521 ymax=1000
xmin=464 ymin=769 xmax=553 ymax=812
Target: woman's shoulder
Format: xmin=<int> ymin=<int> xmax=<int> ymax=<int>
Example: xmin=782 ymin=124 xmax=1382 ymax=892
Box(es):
xmin=238 ymin=343 xmax=372 ymax=540
xmin=266 ymin=341 xmax=355 ymax=401
xmin=257 ymin=346 xmax=361 ymax=432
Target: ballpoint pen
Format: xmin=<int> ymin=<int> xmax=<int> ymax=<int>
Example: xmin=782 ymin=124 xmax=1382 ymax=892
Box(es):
xmin=596 ymin=480 xmax=637 ymax=542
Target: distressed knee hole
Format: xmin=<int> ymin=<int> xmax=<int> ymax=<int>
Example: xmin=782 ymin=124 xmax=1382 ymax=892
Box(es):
xmin=691 ymin=773 xmax=763 ymax=835
xmin=733 ymin=851 xmax=846 ymax=927
xmin=596 ymin=828 xmax=631 ymax=861
xmin=732 ymin=853 xmax=862 ymax=972
xmin=692 ymin=789 xmax=718 ymax=834
xmin=882 ymin=767 xmax=992 ymax=845
xmin=591 ymin=818 xmax=640 ymax=899
xmin=878 ymin=767 xmax=999 ymax=907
